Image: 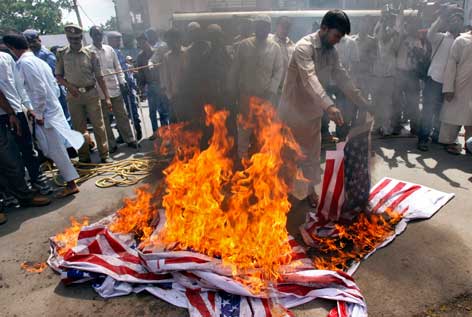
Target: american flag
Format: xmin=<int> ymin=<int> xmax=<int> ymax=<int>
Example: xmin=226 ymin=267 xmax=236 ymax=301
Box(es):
xmin=48 ymin=139 xmax=454 ymax=317
xmin=301 ymin=114 xmax=455 ymax=250
xmin=317 ymin=116 xmax=373 ymax=225
xmin=49 ymin=211 xmax=368 ymax=317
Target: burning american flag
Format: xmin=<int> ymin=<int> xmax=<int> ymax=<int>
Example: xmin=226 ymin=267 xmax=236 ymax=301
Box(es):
xmin=48 ymin=99 xmax=453 ymax=317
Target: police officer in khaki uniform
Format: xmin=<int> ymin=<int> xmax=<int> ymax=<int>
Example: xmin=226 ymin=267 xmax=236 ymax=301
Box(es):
xmin=56 ymin=24 xmax=113 ymax=164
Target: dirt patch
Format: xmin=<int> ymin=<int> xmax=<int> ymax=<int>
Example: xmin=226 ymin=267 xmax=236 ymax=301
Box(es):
xmin=415 ymin=293 xmax=472 ymax=317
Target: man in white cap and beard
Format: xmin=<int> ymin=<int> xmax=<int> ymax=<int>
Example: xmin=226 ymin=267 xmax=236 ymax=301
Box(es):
xmin=228 ymin=14 xmax=284 ymax=159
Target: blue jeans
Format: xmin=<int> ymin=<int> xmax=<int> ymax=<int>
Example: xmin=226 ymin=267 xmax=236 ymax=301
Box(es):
xmin=418 ymin=77 xmax=443 ymax=143
xmin=147 ymin=82 xmax=170 ymax=132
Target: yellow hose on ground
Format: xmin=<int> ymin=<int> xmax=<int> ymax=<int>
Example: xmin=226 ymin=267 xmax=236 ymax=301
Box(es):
xmin=43 ymin=156 xmax=167 ymax=188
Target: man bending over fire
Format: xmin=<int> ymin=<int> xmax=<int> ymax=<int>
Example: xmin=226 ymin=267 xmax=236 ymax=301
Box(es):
xmin=278 ymin=10 xmax=370 ymax=207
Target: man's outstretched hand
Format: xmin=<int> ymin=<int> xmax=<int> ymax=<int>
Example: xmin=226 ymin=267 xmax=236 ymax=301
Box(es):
xmin=327 ymin=105 xmax=344 ymax=126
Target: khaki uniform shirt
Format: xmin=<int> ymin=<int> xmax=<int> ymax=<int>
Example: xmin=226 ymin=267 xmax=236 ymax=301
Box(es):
xmin=55 ymin=45 xmax=103 ymax=88
xmin=279 ymin=31 xmax=368 ymax=121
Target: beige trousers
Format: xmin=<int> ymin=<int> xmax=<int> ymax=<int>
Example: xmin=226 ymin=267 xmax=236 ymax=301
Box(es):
xmin=100 ymin=95 xmax=134 ymax=148
xmin=288 ymin=116 xmax=322 ymax=199
xmin=68 ymin=89 xmax=109 ymax=161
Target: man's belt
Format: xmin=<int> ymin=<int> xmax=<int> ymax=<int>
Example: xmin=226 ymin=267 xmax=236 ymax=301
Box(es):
xmin=78 ymin=85 xmax=96 ymax=93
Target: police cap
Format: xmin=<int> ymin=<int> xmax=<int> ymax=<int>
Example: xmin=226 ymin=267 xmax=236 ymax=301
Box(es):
xmin=64 ymin=24 xmax=83 ymax=38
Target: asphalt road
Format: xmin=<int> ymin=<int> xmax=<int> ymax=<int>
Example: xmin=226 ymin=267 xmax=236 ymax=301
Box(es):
xmin=1 ymin=119 xmax=471 ymax=316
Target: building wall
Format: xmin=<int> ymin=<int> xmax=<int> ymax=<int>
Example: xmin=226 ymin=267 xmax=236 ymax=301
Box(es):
xmin=147 ymin=0 xmax=210 ymax=29
xmin=116 ymin=0 xmax=384 ymax=34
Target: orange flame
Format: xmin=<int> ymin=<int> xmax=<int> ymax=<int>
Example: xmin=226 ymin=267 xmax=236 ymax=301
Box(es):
xmin=108 ymin=185 xmax=159 ymax=242
xmin=151 ymin=98 xmax=303 ymax=288
xmin=313 ymin=209 xmax=403 ymax=271
xmin=21 ymin=262 xmax=47 ymax=273
xmin=53 ymin=217 xmax=89 ymax=256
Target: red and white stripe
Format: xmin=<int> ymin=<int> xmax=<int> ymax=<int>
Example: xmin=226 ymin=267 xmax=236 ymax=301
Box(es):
xmin=57 ymin=227 xmax=174 ymax=284
xmin=317 ymin=143 xmax=346 ymax=224
xmin=49 ymin=222 xmax=368 ymax=317
xmin=369 ymin=177 xmax=454 ymax=219
xmin=48 ymin=174 xmax=452 ymax=317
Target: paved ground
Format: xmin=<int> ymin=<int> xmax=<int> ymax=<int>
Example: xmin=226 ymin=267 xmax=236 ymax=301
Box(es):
xmin=1 ymin=117 xmax=471 ymax=316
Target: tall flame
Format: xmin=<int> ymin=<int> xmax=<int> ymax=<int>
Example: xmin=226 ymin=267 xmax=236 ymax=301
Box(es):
xmin=109 ymin=185 xmax=159 ymax=242
xmin=53 ymin=217 xmax=89 ymax=256
xmin=153 ymin=97 xmax=303 ymax=285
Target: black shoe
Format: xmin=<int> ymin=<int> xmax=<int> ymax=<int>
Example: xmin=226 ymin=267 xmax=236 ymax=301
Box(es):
xmin=101 ymin=157 xmax=114 ymax=164
xmin=127 ymin=141 xmax=138 ymax=149
xmin=109 ymin=145 xmax=118 ymax=154
xmin=116 ymin=135 xmax=125 ymax=144
xmin=31 ymin=181 xmax=53 ymax=195
xmin=1 ymin=193 xmax=19 ymax=208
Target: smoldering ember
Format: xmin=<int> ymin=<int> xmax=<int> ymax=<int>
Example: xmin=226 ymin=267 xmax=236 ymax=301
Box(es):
xmin=0 ymin=1 xmax=471 ymax=317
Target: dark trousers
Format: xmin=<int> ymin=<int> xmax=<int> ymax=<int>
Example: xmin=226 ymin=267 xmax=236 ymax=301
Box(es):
xmin=12 ymin=112 xmax=41 ymax=183
xmin=0 ymin=115 xmax=34 ymax=202
xmin=147 ymin=82 xmax=170 ymax=132
xmin=418 ymin=77 xmax=443 ymax=143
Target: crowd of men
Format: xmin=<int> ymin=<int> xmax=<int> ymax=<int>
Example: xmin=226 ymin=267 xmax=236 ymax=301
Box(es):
xmin=1 ymin=5 xmax=471 ymax=224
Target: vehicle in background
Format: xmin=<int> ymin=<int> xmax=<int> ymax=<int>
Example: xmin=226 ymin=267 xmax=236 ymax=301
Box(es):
xmin=171 ymin=9 xmax=418 ymax=44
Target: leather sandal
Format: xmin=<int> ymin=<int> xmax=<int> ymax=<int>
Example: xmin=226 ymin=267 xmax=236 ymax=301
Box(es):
xmin=54 ymin=187 xmax=80 ymax=199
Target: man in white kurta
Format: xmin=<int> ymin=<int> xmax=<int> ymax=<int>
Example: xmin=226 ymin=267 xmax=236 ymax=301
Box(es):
xmin=4 ymin=35 xmax=84 ymax=198
xmin=278 ymin=10 xmax=370 ymax=206
xmin=439 ymin=31 xmax=472 ymax=153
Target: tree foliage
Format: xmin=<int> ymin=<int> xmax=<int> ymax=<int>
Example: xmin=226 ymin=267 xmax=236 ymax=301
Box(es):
xmin=101 ymin=16 xmax=117 ymax=31
xmin=0 ymin=0 xmax=73 ymax=34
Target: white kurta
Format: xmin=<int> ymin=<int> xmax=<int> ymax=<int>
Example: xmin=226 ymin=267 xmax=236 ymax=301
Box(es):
xmin=440 ymin=32 xmax=472 ymax=126
xmin=87 ymin=44 xmax=126 ymax=99
xmin=17 ymin=52 xmax=83 ymax=182
xmin=0 ymin=52 xmax=32 ymax=114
